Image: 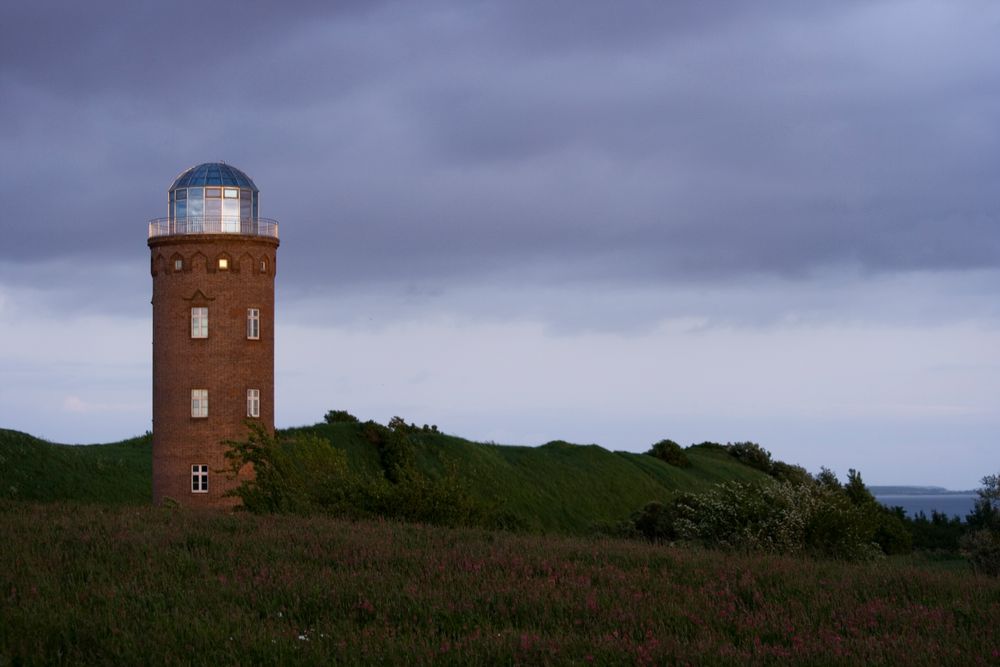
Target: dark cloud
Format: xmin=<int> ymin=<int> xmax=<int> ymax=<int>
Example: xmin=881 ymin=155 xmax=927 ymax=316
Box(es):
xmin=2 ymin=0 xmax=999 ymax=290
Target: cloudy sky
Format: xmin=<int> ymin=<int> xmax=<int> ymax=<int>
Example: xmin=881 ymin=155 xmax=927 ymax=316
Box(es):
xmin=1 ymin=1 xmax=997 ymax=488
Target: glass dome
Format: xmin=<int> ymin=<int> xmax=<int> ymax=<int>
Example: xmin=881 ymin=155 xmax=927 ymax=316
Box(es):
xmin=167 ymin=162 xmax=259 ymax=234
xmin=170 ymin=162 xmax=258 ymax=190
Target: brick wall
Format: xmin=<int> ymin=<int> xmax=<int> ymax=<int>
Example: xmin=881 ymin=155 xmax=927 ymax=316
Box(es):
xmin=149 ymin=234 xmax=279 ymax=507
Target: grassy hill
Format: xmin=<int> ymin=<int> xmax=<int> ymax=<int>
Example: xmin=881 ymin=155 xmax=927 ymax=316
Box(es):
xmin=0 ymin=422 xmax=768 ymax=532
xmin=0 ymin=429 xmax=151 ymax=504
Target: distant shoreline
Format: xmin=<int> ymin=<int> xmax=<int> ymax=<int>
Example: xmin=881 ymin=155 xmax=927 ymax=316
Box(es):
xmin=869 ymin=486 xmax=977 ymax=496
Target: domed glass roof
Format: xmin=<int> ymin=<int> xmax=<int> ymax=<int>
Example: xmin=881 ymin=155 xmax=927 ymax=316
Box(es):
xmin=170 ymin=162 xmax=258 ymax=191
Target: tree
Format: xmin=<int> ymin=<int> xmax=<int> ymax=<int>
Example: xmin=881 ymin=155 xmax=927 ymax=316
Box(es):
xmin=961 ymin=473 xmax=1000 ymax=575
xmin=646 ymin=439 xmax=691 ymax=468
xmin=844 ymin=469 xmax=876 ymax=506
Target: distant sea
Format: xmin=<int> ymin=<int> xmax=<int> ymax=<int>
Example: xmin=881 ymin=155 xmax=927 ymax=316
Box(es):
xmin=874 ymin=493 xmax=978 ymax=520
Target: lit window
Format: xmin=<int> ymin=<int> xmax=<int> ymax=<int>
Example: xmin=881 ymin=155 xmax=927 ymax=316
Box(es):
xmin=223 ymin=188 xmax=239 ymax=198
xmin=191 ymin=307 xmax=208 ymax=338
xmin=247 ymin=308 xmax=260 ymax=339
xmin=247 ymin=389 xmax=260 ymax=418
xmin=174 ymin=258 xmax=183 ymax=271
xmin=191 ymin=389 xmax=208 ymax=418
xmin=260 ymin=259 xmax=267 ymax=273
xmin=218 ymin=258 xmax=229 ymax=270
xmin=191 ymin=464 xmax=208 ymax=493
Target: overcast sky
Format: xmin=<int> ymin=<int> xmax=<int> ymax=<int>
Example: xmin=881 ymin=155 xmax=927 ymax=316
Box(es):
xmin=1 ymin=1 xmax=997 ymax=488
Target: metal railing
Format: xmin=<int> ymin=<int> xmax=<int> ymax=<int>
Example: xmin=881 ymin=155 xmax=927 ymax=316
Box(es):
xmin=148 ymin=216 xmax=279 ymax=239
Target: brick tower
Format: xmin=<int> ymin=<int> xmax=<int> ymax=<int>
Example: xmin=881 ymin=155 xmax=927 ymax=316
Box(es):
xmin=148 ymin=162 xmax=279 ymax=507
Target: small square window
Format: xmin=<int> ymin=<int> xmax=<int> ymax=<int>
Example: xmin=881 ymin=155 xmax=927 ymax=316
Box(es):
xmin=247 ymin=389 xmax=260 ymax=418
xmin=191 ymin=307 xmax=208 ymax=339
xmin=247 ymin=308 xmax=260 ymax=340
xmin=174 ymin=259 xmax=183 ymax=271
xmin=191 ymin=464 xmax=209 ymax=493
xmin=218 ymin=258 xmax=229 ymax=270
xmin=191 ymin=389 xmax=208 ymax=418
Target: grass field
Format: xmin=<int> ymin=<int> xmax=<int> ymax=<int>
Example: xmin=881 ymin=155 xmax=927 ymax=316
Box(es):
xmin=1 ymin=424 xmax=768 ymax=533
xmin=1 ymin=502 xmax=996 ymax=665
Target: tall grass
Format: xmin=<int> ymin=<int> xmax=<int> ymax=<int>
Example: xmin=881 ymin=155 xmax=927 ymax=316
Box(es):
xmin=1 ymin=502 xmax=996 ymax=665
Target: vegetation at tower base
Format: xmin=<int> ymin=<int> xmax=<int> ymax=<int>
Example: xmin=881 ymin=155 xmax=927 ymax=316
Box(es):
xmin=221 ymin=421 xmax=516 ymax=530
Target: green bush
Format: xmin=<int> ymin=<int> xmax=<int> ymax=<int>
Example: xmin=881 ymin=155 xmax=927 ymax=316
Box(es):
xmin=771 ymin=461 xmax=813 ymax=486
xmin=223 ymin=422 xmax=515 ymax=530
xmin=961 ymin=473 xmax=1000 ymax=574
xmin=727 ymin=441 xmax=774 ymax=474
xmin=645 ymin=439 xmax=691 ymax=468
xmin=324 ymin=410 xmax=359 ymax=424
xmin=223 ymin=422 xmax=361 ymax=515
xmin=625 ymin=501 xmax=682 ymax=542
xmin=621 ymin=479 xmax=900 ymax=561
xmin=961 ymin=529 xmax=1000 ymax=576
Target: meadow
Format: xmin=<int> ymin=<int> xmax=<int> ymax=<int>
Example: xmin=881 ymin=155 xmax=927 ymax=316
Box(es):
xmin=2 ymin=502 xmax=997 ymax=666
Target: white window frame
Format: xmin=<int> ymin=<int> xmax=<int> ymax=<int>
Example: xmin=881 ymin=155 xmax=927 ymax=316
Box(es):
xmin=191 ymin=464 xmax=209 ymax=493
xmin=191 ymin=307 xmax=208 ymax=339
xmin=247 ymin=308 xmax=260 ymax=340
xmin=247 ymin=388 xmax=260 ymax=418
xmin=174 ymin=258 xmax=183 ymax=271
xmin=191 ymin=389 xmax=208 ymax=418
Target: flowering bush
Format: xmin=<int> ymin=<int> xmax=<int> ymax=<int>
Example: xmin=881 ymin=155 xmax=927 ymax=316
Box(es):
xmin=624 ymin=479 xmax=900 ymax=561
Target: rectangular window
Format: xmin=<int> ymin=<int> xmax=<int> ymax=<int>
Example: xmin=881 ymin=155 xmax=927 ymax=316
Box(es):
xmin=223 ymin=187 xmax=239 ymax=198
xmin=191 ymin=464 xmax=208 ymax=493
xmin=191 ymin=389 xmax=208 ymax=418
xmin=247 ymin=308 xmax=260 ymax=339
xmin=191 ymin=307 xmax=208 ymax=338
xmin=222 ymin=198 xmax=240 ymax=232
xmin=174 ymin=258 xmax=183 ymax=271
xmin=187 ymin=188 xmax=204 ymax=231
xmin=247 ymin=389 xmax=260 ymax=418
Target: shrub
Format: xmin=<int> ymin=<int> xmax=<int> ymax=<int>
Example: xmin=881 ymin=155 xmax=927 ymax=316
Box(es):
xmin=961 ymin=473 xmax=1000 ymax=574
xmin=223 ymin=422 xmax=360 ymax=515
xmin=622 ymin=479 xmax=893 ymax=561
xmin=224 ymin=423 xmax=515 ymax=530
xmin=771 ymin=461 xmax=813 ymax=486
xmin=627 ymin=501 xmax=682 ymax=542
xmin=727 ymin=441 xmax=773 ymax=474
xmin=961 ymin=529 xmax=1000 ymax=576
xmin=646 ymin=439 xmax=691 ymax=468
xmin=324 ymin=410 xmax=359 ymax=424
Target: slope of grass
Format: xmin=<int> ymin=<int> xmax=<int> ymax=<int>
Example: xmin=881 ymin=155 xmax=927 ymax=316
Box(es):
xmin=0 ymin=429 xmax=151 ymax=504
xmin=1 ymin=502 xmax=995 ymax=665
xmin=288 ymin=423 xmax=770 ymax=533
xmin=0 ymin=423 xmax=770 ymax=532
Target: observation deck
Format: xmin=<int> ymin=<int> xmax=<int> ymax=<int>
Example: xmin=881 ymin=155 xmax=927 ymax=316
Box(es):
xmin=148 ymin=216 xmax=279 ymax=239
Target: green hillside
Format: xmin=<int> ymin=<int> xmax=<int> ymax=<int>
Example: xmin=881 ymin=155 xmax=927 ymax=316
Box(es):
xmin=0 ymin=423 xmax=769 ymax=532
xmin=0 ymin=429 xmax=152 ymax=504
